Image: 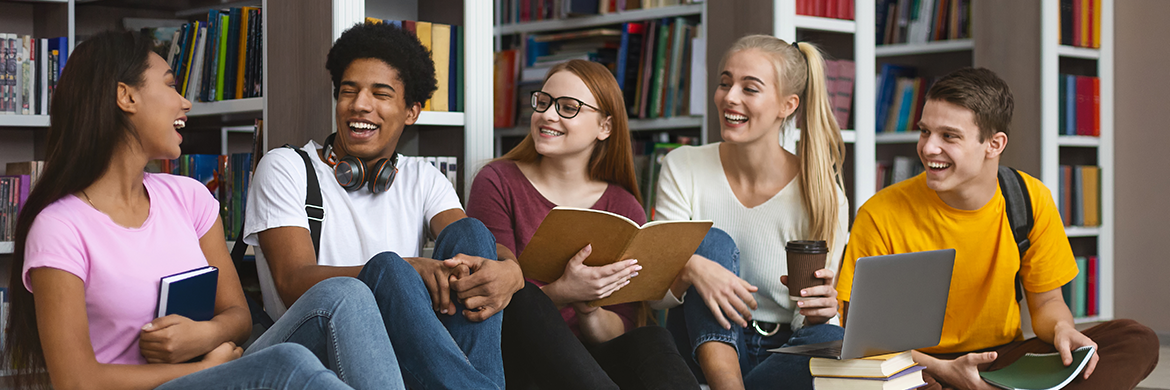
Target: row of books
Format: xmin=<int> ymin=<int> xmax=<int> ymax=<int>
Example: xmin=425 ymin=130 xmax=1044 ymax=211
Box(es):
xmin=496 ymin=0 xmax=701 ymax=25
xmin=495 ymin=17 xmax=704 ymax=129
xmin=632 ymin=134 xmax=700 ymax=220
xmin=876 ymin=64 xmax=934 ymax=134
xmin=876 ymin=0 xmax=971 ymax=46
xmin=145 ymin=154 xmax=254 ymax=240
xmin=811 ymin=351 xmax=927 ymax=390
xmin=423 ymin=156 xmax=461 ymax=193
xmin=366 ymin=18 xmax=463 ymax=113
xmin=796 ymin=0 xmax=855 ymax=20
xmin=0 ymin=161 xmax=45 ymax=241
xmin=1059 ymin=74 xmax=1100 ymax=137
xmin=875 ymin=156 xmax=925 ymax=192
xmin=1058 ymin=165 xmax=1100 ymax=228
xmin=162 ymin=7 xmax=263 ymax=104
xmin=1066 ymin=255 xmax=1100 ymax=318
xmin=0 ymin=34 xmax=68 ymax=116
xmin=824 ymin=59 xmax=857 ymax=129
xmin=1059 ymin=0 xmax=1102 ymax=48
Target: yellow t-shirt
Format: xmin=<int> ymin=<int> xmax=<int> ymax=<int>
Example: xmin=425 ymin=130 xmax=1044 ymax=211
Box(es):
xmin=836 ymin=172 xmax=1077 ymax=354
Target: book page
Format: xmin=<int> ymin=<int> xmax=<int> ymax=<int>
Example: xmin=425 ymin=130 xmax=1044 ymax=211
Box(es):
xmin=590 ymin=220 xmax=712 ymax=307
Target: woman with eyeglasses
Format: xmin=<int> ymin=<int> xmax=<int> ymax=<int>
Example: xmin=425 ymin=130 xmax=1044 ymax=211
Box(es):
xmin=466 ymin=59 xmax=698 ymax=389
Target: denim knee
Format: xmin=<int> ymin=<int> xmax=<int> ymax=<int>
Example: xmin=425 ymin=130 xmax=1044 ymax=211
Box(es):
xmin=434 ymin=217 xmax=497 ymax=259
xmin=310 ymin=277 xmax=378 ymax=309
xmin=259 ymin=343 xmax=325 ymax=367
xmin=359 ymin=252 xmax=421 ymax=293
xmin=694 ymin=228 xmax=739 ymax=274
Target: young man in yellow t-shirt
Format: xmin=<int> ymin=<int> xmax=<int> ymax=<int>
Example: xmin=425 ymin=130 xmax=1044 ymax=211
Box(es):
xmin=836 ymin=68 xmax=1158 ymax=390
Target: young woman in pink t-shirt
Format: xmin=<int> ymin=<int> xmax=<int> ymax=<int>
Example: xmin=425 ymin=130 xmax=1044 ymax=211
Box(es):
xmin=2 ymin=31 xmax=403 ymax=390
xmin=466 ymin=60 xmax=698 ymax=389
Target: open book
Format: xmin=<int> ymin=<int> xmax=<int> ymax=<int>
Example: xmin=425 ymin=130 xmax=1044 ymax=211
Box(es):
xmin=518 ymin=207 xmax=712 ymax=307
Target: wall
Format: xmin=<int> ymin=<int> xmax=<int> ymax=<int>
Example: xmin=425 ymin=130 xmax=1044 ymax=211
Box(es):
xmin=1114 ymin=0 xmax=1170 ymax=336
xmin=704 ymin=0 xmax=776 ymax=143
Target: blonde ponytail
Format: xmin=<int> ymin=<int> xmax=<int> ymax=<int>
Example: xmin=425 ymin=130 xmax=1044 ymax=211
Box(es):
xmin=794 ymin=42 xmax=846 ymax=248
xmin=720 ymin=36 xmax=846 ymax=247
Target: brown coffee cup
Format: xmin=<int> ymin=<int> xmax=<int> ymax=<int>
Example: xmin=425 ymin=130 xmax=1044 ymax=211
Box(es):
xmin=785 ymin=240 xmax=829 ymax=299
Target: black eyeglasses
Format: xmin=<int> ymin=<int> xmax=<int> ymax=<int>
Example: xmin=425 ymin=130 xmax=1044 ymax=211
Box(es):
xmin=530 ymin=91 xmax=605 ymax=119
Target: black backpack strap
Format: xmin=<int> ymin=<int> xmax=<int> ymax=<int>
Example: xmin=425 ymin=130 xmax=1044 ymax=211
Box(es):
xmin=998 ymin=166 xmax=1034 ymax=302
xmin=286 ymin=145 xmax=325 ymax=258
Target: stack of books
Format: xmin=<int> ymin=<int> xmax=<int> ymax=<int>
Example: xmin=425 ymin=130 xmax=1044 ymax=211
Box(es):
xmin=810 ymin=351 xmax=927 ymax=390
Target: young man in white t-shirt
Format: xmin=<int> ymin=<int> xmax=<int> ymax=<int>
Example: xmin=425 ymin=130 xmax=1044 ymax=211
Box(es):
xmin=243 ymin=22 xmax=523 ymax=389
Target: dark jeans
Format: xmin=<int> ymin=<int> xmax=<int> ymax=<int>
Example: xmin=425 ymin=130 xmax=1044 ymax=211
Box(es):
xmin=357 ymin=217 xmax=505 ymax=390
xmin=502 ymin=282 xmax=699 ymax=390
xmin=665 ymin=228 xmax=845 ymax=390
xmin=920 ymin=319 xmax=1160 ymax=390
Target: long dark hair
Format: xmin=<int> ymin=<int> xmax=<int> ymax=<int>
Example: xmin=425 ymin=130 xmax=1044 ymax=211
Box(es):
xmin=2 ymin=30 xmax=154 ymax=389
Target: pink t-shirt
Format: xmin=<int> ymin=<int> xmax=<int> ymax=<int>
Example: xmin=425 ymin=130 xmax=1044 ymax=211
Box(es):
xmin=467 ymin=160 xmax=644 ymax=336
xmin=23 ymin=173 xmax=218 ymax=365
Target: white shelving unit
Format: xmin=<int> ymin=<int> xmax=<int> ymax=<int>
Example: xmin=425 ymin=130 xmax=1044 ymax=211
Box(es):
xmin=775 ymin=0 xmax=875 ymax=211
xmin=875 ymin=132 xmax=920 ymax=144
xmin=0 ymin=115 xmax=51 ymax=127
xmin=1041 ymin=0 xmax=1114 ymax=321
xmin=495 ymin=3 xmax=703 ymax=35
xmin=874 ymin=38 xmax=974 ymax=57
xmin=188 ymin=97 xmax=264 ymax=117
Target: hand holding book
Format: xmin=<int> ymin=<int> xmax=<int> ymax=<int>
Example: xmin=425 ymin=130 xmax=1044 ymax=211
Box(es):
xmin=540 ymin=243 xmax=642 ymax=307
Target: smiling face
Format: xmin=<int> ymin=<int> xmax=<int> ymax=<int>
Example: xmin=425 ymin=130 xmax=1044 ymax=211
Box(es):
xmin=529 ymin=70 xmax=611 ymax=160
xmin=714 ymin=49 xmax=799 ymax=145
xmin=333 ymin=58 xmax=420 ymax=162
xmin=124 ymin=52 xmax=191 ymax=160
xmin=917 ymin=99 xmax=1006 ymax=200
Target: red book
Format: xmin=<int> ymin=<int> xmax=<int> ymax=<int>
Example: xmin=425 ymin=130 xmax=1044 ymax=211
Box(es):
xmin=815 ymin=0 xmax=826 ymax=18
xmin=1072 ymin=0 xmax=1082 ymax=47
xmin=826 ymin=0 xmax=836 ymax=19
xmin=403 ymin=20 xmax=416 ymax=35
xmin=1075 ymin=76 xmax=1091 ymax=136
xmin=1087 ymin=255 xmax=1098 ymax=316
xmin=1091 ymin=76 xmax=1100 ymax=136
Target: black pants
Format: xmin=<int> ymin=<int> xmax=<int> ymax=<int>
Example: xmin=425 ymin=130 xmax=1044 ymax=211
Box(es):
xmin=501 ymin=282 xmax=700 ymax=390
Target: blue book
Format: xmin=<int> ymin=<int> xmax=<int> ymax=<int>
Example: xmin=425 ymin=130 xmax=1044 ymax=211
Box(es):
xmin=875 ymin=64 xmax=915 ymax=133
xmin=156 ymin=266 xmax=218 ymax=321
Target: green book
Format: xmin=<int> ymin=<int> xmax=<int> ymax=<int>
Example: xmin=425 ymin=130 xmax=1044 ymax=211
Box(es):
xmin=648 ymin=19 xmax=670 ymax=118
xmin=216 ymin=14 xmax=229 ymax=101
xmin=979 ymin=346 xmax=1095 ymax=390
xmin=1073 ymin=257 xmax=1087 ymax=318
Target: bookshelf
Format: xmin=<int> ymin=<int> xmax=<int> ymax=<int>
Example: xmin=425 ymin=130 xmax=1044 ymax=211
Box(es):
xmin=492 ymin=2 xmax=710 ymax=157
xmin=1039 ymin=0 xmax=1114 ymax=322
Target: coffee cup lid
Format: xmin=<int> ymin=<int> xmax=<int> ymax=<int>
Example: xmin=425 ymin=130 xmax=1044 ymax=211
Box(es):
xmin=785 ymin=240 xmax=828 ymax=253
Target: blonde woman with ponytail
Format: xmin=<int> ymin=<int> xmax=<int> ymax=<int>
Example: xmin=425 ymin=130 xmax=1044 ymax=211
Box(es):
xmin=651 ymin=35 xmax=849 ymax=390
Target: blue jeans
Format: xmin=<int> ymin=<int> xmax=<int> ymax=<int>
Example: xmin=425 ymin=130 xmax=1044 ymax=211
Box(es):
xmin=357 ymin=217 xmax=505 ymax=390
xmin=158 ymin=278 xmax=402 ymax=390
xmin=665 ymin=228 xmax=845 ymax=390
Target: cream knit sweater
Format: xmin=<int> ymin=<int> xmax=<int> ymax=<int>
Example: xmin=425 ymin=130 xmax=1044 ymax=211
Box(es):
xmin=652 ymin=143 xmax=848 ymax=327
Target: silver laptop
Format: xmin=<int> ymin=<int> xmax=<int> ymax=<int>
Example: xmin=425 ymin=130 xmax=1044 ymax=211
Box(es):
xmin=770 ymin=248 xmax=955 ymax=359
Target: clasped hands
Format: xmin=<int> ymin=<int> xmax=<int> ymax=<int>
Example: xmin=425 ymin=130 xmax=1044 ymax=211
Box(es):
xmin=408 ymin=253 xmax=524 ymax=322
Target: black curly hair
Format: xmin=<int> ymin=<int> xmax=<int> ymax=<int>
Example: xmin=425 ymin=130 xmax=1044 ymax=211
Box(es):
xmin=326 ymin=21 xmax=437 ymax=109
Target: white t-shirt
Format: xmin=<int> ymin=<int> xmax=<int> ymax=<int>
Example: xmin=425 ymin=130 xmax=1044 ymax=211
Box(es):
xmin=244 ymin=140 xmax=463 ymax=318
xmin=652 ymin=143 xmax=848 ymax=326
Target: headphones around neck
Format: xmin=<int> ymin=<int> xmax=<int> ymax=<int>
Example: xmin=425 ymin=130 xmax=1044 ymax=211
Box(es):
xmin=322 ymin=133 xmax=398 ymax=193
